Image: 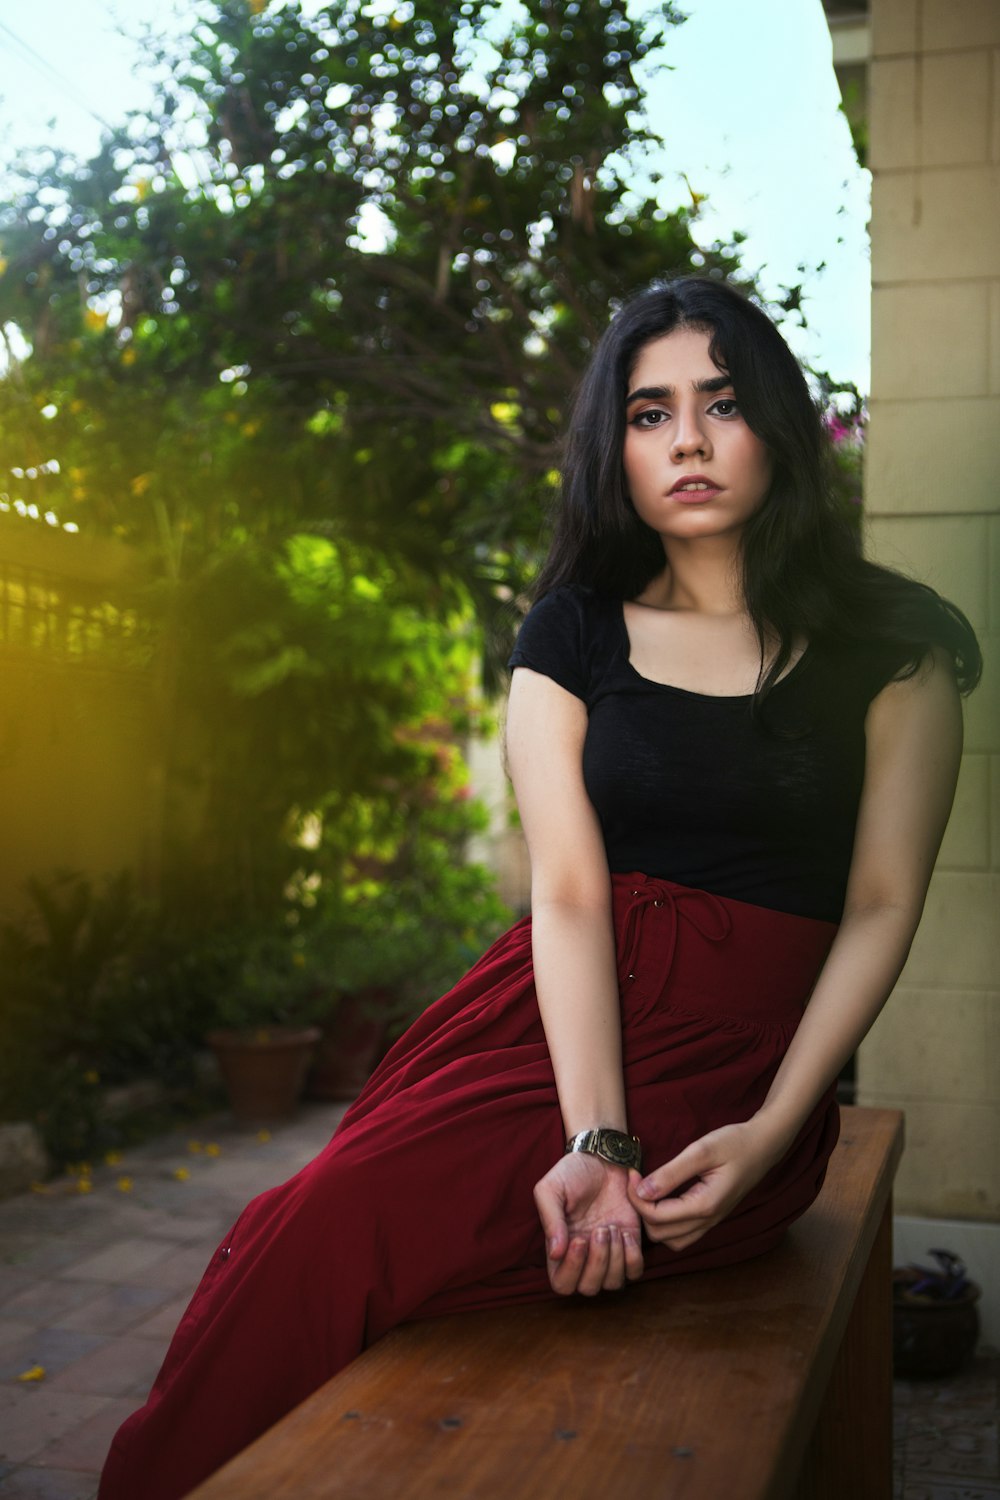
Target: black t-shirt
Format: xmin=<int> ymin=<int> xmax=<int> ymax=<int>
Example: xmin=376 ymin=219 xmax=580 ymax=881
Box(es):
xmin=508 ymin=586 xmax=911 ymax=922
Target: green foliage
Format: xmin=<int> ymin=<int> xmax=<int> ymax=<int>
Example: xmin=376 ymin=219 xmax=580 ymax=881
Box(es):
xmin=208 ymin=929 xmax=324 ymax=1034
xmin=301 ymin=789 xmax=512 ymax=1036
xmin=0 ymin=0 xmax=744 ymax=939
xmin=0 ymin=871 xmax=153 ymax=1162
xmin=812 ymin=370 xmax=866 ymax=536
xmin=0 ymin=0 xmax=738 ymax=633
xmin=0 ymin=3 xmax=794 ymax=1133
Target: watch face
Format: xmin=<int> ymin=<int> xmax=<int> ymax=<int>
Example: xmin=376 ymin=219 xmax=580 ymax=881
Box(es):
xmin=600 ymin=1130 xmax=638 ymax=1166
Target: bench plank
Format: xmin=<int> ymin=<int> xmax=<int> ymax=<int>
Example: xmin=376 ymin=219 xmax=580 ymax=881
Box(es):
xmin=190 ymin=1105 xmax=903 ymax=1500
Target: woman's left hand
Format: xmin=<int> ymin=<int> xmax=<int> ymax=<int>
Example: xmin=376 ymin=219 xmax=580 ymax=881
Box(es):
xmin=625 ymin=1119 xmax=784 ymax=1252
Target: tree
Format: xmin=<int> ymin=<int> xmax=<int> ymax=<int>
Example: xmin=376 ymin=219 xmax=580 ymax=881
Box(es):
xmin=0 ymin=1 xmax=742 ymax=622
xmin=0 ymin=0 xmax=747 ymax=927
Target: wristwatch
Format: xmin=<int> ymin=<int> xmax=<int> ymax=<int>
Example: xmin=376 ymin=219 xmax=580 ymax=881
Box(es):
xmin=565 ymin=1127 xmax=642 ymax=1171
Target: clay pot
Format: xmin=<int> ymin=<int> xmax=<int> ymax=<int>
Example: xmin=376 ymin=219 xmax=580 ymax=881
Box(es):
xmin=306 ymin=990 xmax=390 ymax=1101
xmin=893 ymin=1269 xmax=981 ymax=1379
xmin=206 ymin=1026 xmax=321 ymax=1126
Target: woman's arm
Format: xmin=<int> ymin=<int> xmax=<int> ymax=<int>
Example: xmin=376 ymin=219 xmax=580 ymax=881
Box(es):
xmin=506 ymin=666 xmax=644 ymax=1293
xmin=627 ymin=649 xmax=964 ymax=1249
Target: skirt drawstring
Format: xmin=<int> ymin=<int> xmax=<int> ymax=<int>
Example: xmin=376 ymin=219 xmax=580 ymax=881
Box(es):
xmin=617 ymin=876 xmax=732 ymax=1000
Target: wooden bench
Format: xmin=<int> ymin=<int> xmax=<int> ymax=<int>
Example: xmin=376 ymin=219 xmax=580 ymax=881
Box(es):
xmin=190 ymin=1105 xmax=903 ymax=1500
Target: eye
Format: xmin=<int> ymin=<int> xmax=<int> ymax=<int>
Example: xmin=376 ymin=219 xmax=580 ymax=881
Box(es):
xmin=630 ymin=407 xmax=668 ymax=429
xmin=709 ymin=397 xmax=740 ymax=418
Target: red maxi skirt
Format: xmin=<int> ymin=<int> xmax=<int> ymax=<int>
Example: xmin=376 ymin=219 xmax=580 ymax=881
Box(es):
xmin=99 ymin=875 xmax=839 ymax=1500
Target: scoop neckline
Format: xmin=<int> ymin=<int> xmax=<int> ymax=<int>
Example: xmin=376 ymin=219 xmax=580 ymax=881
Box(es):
xmin=616 ymin=599 xmax=812 ymax=701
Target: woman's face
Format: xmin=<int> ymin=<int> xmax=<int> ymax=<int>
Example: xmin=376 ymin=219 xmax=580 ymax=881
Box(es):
xmin=622 ymin=325 xmax=774 ymax=546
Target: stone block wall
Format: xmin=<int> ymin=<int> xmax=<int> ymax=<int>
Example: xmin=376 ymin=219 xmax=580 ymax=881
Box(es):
xmin=858 ymin=0 xmax=1000 ymax=1221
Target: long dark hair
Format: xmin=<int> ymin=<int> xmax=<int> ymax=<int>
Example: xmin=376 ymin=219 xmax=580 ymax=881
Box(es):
xmin=535 ymin=277 xmax=981 ymax=698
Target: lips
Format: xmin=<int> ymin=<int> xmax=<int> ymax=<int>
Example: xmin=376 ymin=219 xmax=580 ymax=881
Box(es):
xmin=669 ymin=473 xmax=721 ymax=499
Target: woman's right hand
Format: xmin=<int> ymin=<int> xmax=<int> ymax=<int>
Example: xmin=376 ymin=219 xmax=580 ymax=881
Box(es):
xmin=534 ymin=1152 xmax=644 ymax=1296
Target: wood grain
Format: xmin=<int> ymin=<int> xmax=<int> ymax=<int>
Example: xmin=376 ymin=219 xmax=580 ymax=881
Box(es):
xmin=190 ymin=1105 xmax=904 ymax=1500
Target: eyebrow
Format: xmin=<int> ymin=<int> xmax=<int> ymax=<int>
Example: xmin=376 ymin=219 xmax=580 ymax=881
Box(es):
xmin=625 ymin=374 xmax=733 ymax=404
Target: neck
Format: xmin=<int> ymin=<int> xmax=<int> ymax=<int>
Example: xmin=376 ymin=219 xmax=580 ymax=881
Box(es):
xmin=642 ymin=535 xmax=746 ymax=616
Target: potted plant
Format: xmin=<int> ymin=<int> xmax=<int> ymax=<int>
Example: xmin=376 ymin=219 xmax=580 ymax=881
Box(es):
xmin=205 ymin=933 xmax=322 ymax=1126
xmin=303 ymin=837 xmax=512 ymax=1102
xmin=893 ymin=1248 xmax=981 ymax=1378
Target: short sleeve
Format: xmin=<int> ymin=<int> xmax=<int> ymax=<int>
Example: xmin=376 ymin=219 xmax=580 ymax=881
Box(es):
xmin=857 ymin=639 xmax=920 ymax=705
xmin=507 ymin=587 xmax=589 ymax=701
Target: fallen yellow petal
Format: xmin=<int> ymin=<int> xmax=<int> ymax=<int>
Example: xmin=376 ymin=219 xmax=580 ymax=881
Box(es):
xmin=172 ymin=1167 xmax=191 ymax=1181
xmin=204 ymin=1143 xmax=221 ymax=1158
xmin=117 ymin=1177 xmax=134 ymax=1193
xmin=77 ymin=1179 xmax=93 ymax=1194
xmin=104 ymin=1151 xmax=122 ymax=1166
xmin=17 ymin=1365 xmax=46 ymax=1383
xmin=187 ymin=1141 xmax=203 ymax=1154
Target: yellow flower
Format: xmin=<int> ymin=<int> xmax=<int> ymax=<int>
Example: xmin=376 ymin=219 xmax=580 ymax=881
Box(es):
xmin=84 ymin=308 xmax=108 ymax=333
xmin=187 ymin=1140 xmax=203 ymax=1154
xmin=121 ymin=346 xmax=137 ymax=366
xmin=104 ymin=1150 xmax=122 ymax=1166
xmin=76 ymin=1178 xmax=93 ymax=1194
xmin=130 ymin=473 xmax=152 ymax=498
xmin=256 ymin=1130 xmax=271 ymax=1143
xmin=17 ymin=1365 xmax=46 ymax=1383
xmin=172 ymin=1167 xmax=191 ymax=1182
xmin=204 ymin=1143 xmax=221 ymax=1158
xmin=248 ymin=0 xmax=267 ymax=13
xmin=116 ymin=1176 xmax=134 ymax=1193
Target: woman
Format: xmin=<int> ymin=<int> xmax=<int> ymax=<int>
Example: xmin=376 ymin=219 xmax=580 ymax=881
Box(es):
xmin=99 ymin=278 xmax=980 ymax=1498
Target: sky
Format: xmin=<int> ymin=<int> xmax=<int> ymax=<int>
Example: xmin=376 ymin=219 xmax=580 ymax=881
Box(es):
xmin=0 ymin=0 xmax=872 ymax=389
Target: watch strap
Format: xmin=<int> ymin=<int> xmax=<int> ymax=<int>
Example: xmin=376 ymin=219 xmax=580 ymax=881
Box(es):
xmin=565 ymin=1127 xmax=642 ymax=1171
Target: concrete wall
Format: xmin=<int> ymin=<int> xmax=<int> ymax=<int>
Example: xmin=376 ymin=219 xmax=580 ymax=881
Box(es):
xmin=857 ymin=0 xmax=1000 ymax=1226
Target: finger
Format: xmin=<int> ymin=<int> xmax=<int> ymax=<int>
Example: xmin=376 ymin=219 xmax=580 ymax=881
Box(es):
xmin=634 ymin=1174 xmax=720 ymax=1230
xmin=643 ymin=1197 xmax=726 ymax=1245
xmin=576 ymin=1226 xmax=610 ymax=1297
xmin=622 ymin=1225 xmax=645 ymax=1281
xmin=533 ymin=1180 xmax=570 ymax=1264
xmin=603 ymin=1223 xmax=626 ymax=1291
xmin=548 ymin=1235 xmax=587 ymax=1296
xmin=657 ymin=1222 xmax=719 ymax=1252
xmin=631 ymin=1142 xmax=709 ymax=1204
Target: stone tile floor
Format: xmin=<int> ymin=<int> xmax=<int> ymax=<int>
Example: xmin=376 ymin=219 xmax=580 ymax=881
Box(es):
xmin=0 ymin=1102 xmax=996 ymax=1499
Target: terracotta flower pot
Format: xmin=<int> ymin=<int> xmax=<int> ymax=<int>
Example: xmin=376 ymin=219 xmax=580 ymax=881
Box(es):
xmin=206 ymin=1025 xmax=321 ymax=1127
xmin=306 ymin=989 xmax=390 ymax=1101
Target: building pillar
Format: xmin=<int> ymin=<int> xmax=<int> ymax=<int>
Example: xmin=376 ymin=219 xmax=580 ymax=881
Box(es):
xmin=858 ymin=0 xmax=1000 ymax=1324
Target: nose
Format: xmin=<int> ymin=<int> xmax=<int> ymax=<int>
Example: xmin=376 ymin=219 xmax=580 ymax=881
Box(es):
xmin=670 ymin=404 xmax=711 ymax=461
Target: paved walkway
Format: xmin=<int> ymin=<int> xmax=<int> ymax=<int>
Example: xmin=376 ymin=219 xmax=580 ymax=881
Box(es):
xmin=0 ymin=1102 xmax=348 ymax=1499
xmin=0 ymin=1101 xmax=997 ymax=1499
